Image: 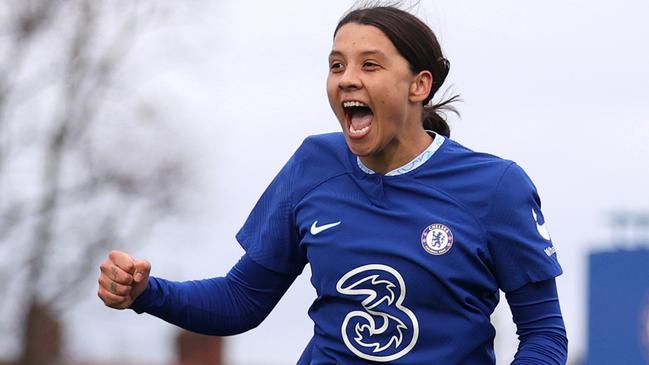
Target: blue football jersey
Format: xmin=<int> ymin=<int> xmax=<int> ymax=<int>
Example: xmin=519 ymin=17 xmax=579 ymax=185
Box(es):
xmin=236 ymin=132 xmax=562 ymax=364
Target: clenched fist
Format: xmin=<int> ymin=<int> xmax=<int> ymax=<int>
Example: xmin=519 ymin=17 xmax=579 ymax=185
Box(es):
xmin=98 ymin=250 xmax=151 ymax=309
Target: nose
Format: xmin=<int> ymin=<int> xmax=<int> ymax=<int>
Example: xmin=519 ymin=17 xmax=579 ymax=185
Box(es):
xmin=338 ymin=67 xmax=362 ymax=91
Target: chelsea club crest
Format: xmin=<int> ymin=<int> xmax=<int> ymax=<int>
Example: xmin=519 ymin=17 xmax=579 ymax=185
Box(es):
xmin=421 ymin=223 xmax=453 ymax=255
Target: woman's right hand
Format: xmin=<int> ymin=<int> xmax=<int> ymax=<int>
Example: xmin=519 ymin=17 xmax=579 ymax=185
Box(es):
xmin=98 ymin=250 xmax=151 ymax=309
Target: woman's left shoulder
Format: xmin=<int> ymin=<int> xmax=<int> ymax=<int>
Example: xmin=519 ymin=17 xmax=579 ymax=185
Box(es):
xmin=436 ymin=138 xmax=545 ymax=208
xmin=438 ymin=138 xmax=517 ymax=179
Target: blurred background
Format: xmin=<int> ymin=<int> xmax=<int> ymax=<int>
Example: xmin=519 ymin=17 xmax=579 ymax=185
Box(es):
xmin=0 ymin=1 xmax=647 ymax=364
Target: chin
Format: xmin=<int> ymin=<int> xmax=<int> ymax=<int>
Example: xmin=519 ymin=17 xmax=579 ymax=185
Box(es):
xmin=344 ymin=136 xmax=376 ymax=157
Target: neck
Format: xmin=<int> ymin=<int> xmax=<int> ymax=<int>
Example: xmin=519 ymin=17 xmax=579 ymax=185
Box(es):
xmin=359 ymin=128 xmax=433 ymax=174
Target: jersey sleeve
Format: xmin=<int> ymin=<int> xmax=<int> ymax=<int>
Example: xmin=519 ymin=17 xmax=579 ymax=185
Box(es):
xmin=485 ymin=162 xmax=562 ymax=293
xmin=235 ymin=150 xmax=308 ymax=276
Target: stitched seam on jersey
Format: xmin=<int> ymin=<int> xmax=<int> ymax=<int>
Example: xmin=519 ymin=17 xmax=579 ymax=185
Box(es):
xmin=290 ymin=171 xmax=350 ymax=241
xmin=478 ymin=161 xmax=516 ymax=233
xmin=483 ymin=161 xmax=517 ymax=229
xmin=292 ymin=172 xmax=351 ymax=208
xmin=482 ymin=161 xmax=519 ymax=278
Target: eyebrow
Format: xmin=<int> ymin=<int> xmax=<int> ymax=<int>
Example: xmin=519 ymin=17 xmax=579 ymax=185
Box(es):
xmin=328 ymin=49 xmax=388 ymax=59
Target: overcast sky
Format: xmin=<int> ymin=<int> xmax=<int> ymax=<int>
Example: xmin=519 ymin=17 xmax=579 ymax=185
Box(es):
xmin=13 ymin=1 xmax=647 ymax=364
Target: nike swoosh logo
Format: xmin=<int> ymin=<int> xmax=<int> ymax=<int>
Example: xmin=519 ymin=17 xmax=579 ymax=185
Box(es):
xmin=531 ymin=208 xmax=551 ymax=241
xmin=310 ymin=220 xmax=341 ymax=235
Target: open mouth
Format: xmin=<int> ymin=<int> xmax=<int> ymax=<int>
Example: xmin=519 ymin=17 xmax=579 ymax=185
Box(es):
xmin=343 ymin=100 xmax=374 ymax=139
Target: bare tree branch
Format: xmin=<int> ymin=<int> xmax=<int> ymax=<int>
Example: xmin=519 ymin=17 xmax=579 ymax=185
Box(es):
xmin=23 ymin=0 xmax=97 ymax=303
xmin=0 ymin=1 xmax=188 ymax=360
xmin=0 ymin=0 xmax=66 ymax=177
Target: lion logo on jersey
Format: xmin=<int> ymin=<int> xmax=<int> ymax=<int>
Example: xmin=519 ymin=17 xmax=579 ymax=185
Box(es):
xmin=421 ymin=223 xmax=453 ymax=255
xmin=336 ymin=264 xmax=419 ymax=362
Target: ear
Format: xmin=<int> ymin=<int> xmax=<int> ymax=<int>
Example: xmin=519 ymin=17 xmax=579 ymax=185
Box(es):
xmin=409 ymin=70 xmax=433 ymax=103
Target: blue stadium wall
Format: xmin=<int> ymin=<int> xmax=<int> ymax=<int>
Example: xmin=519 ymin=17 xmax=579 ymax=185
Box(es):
xmin=586 ymin=248 xmax=649 ymax=364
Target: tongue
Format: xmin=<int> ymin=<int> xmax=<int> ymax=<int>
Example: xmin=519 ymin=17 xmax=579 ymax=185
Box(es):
xmin=350 ymin=109 xmax=373 ymax=130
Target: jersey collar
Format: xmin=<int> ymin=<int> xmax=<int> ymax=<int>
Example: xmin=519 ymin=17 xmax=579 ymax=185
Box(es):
xmin=356 ymin=131 xmax=446 ymax=176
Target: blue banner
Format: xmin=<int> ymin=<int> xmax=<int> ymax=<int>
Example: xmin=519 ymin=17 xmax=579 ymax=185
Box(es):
xmin=586 ymin=249 xmax=649 ymax=364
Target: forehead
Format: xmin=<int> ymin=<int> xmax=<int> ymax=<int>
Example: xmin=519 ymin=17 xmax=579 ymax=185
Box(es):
xmin=330 ymin=23 xmax=399 ymax=57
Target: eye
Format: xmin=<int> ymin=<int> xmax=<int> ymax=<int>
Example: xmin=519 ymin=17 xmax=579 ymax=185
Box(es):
xmin=330 ymin=62 xmax=344 ymax=73
xmin=363 ymin=61 xmax=380 ymax=70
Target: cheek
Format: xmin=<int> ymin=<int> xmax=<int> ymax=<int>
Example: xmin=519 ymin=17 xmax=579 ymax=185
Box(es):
xmin=325 ymin=76 xmax=337 ymax=110
xmin=376 ymin=89 xmax=407 ymax=121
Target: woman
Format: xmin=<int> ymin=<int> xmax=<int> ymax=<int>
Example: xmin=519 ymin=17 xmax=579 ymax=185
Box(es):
xmin=98 ymin=5 xmax=568 ymax=364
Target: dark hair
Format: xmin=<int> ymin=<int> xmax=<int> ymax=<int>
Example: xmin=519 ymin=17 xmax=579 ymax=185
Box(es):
xmin=334 ymin=5 xmax=459 ymax=137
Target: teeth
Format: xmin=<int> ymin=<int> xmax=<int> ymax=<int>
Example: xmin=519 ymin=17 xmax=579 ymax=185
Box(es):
xmin=343 ymin=101 xmax=368 ymax=108
xmin=349 ymin=124 xmax=370 ymax=136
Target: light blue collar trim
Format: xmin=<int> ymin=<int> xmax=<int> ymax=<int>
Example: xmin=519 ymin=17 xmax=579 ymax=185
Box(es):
xmin=356 ymin=131 xmax=445 ymax=176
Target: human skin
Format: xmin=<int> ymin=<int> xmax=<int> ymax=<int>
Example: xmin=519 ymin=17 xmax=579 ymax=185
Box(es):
xmin=97 ymin=250 xmax=150 ymax=309
xmin=98 ymin=23 xmax=437 ymax=310
xmin=326 ymin=23 xmax=434 ymax=174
